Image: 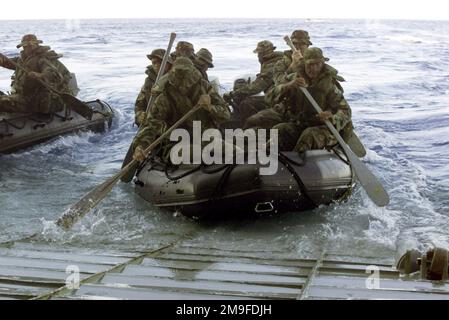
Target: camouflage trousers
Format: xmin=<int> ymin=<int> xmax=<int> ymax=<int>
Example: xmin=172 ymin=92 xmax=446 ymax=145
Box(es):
xmin=295 ymin=126 xmax=338 ymax=152
xmin=233 ymin=96 xmax=268 ymax=123
xmin=0 ymin=92 xmax=63 ymax=114
xmin=273 ymin=122 xmax=337 ymax=152
xmin=243 ymin=108 xmax=285 ymax=130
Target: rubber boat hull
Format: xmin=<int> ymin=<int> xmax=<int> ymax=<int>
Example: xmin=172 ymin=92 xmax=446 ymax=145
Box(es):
xmin=0 ymin=100 xmax=114 ymax=154
xmin=135 ymin=150 xmax=355 ymax=219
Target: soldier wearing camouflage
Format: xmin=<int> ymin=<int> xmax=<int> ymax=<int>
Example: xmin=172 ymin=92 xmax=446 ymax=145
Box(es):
xmin=268 ymin=48 xmax=352 ymax=152
xmin=0 ymin=34 xmax=74 ymax=114
xmin=134 ymin=48 xmax=173 ymax=126
xmin=273 ymin=29 xmax=312 ymax=85
xmin=171 ymin=41 xmax=196 ymax=63
xmin=243 ymin=32 xmax=312 ymax=130
xmin=227 ymin=40 xmax=283 ymax=123
xmin=131 ymin=57 xmax=230 ymax=163
xmin=194 ymin=48 xmax=214 ymax=81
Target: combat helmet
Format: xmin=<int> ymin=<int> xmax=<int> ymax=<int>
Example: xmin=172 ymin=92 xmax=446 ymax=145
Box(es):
xmin=196 ymin=48 xmax=214 ymax=68
xmin=290 ymin=30 xmax=312 ymax=46
xmin=147 ymin=48 xmax=166 ymax=60
xmin=253 ymin=40 xmax=276 ymax=54
xmin=17 ymin=34 xmax=43 ymax=48
xmin=303 ymin=47 xmax=329 ymax=64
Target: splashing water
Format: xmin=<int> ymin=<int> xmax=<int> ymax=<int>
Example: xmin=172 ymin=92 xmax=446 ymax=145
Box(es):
xmin=0 ymin=19 xmax=448 ymax=259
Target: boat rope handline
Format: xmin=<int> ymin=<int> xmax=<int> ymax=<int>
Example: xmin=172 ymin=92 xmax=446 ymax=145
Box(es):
xmin=165 ymin=163 xmax=203 ymax=181
xmin=331 ymin=146 xmax=356 ymax=200
xmin=210 ymin=164 xmax=237 ymax=201
xmin=0 ymin=99 xmax=113 ymax=138
xmin=167 ymin=162 xmax=238 ymax=200
xmin=331 ymin=146 xmax=351 ymax=166
xmin=279 ymin=151 xmax=306 ymax=167
xmin=160 ymin=159 xmax=237 ymax=201
xmin=278 ymin=152 xmax=315 ymax=205
xmin=54 ymin=110 xmax=73 ymax=121
xmin=1 ymin=111 xmax=62 ymax=136
xmin=0 ymin=117 xmax=28 ymax=133
xmin=134 ymin=145 xmax=165 ymax=178
xmin=28 ymin=112 xmax=55 ymax=126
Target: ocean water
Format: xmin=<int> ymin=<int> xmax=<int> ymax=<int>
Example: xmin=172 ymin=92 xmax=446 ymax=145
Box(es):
xmin=0 ymin=19 xmax=448 ymax=260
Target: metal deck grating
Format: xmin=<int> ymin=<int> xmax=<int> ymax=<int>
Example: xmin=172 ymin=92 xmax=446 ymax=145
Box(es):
xmin=0 ymin=239 xmax=448 ymax=300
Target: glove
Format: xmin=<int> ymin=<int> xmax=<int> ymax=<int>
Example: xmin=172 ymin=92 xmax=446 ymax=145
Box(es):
xmin=287 ymin=77 xmax=307 ymax=89
xmin=290 ymin=50 xmax=303 ymax=68
xmin=197 ymin=94 xmax=212 ymax=112
xmin=317 ymin=111 xmax=335 ymax=124
xmin=133 ymin=145 xmax=146 ymax=163
xmin=135 ymin=111 xmax=146 ymax=126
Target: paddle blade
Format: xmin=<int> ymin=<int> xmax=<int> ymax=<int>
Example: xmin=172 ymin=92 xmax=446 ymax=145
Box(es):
xmin=61 ymin=93 xmax=94 ymax=120
xmin=345 ymin=147 xmax=390 ymax=207
xmin=345 ymin=130 xmax=367 ymax=158
xmin=56 ymin=171 xmax=122 ymax=229
xmin=299 ymin=86 xmax=388 ymax=207
xmin=120 ymin=143 xmax=138 ymax=182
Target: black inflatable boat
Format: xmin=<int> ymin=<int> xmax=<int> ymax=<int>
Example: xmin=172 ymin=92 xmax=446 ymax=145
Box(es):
xmin=135 ymin=150 xmax=355 ymax=219
xmin=0 ymin=100 xmax=114 ymax=154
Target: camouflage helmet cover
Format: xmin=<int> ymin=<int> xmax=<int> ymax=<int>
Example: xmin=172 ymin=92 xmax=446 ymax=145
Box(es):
xmin=290 ymin=30 xmax=312 ymax=46
xmin=196 ymin=48 xmax=214 ymax=68
xmin=147 ymin=48 xmax=166 ymax=61
xmin=176 ymin=41 xmax=194 ymax=52
xmin=17 ymin=34 xmax=43 ymax=48
xmin=171 ymin=56 xmax=194 ymax=70
xmin=253 ymin=40 xmax=276 ymax=54
xmin=303 ymin=47 xmax=329 ymax=64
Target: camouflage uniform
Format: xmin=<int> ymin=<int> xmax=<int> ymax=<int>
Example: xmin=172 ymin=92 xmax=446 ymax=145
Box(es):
xmin=244 ymin=32 xmax=312 ymax=130
xmin=0 ymin=34 xmax=73 ymax=114
xmin=134 ymin=48 xmax=172 ymax=126
xmin=273 ymin=30 xmax=312 ymax=85
xmin=131 ymin=57 xmax=230 ymax=161
xmin=229 ymin=41 xmax=283 ymax=123
xmin=270 ymin=48 xmax=352 ymax=152
xmin=193 ymin=48 xmax=214 ymax=81
xmin=171 ymin=41 xmax=196 ymax=63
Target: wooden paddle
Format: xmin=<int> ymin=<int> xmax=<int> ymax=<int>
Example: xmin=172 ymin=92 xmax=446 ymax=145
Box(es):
xmin=3 ymin=56 xmax=94 ymax=120
xmin=121 ymin=32 xmax=177 ymax=183
xmin=283 ymin=36 xmax=366 ymax=157
xmin=56 ymin=103 xmax=204 ymax=229
xmin=283 ymin=36 xmax=389 ymax=207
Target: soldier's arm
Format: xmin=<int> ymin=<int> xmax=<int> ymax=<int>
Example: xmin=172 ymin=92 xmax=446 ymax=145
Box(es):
xmin=134 ymin=85 xmax=149 ymax=125
xmin=264 ymin=71 xmax=299 ymax=106
xmin=264 ymin=83 xmax=283 ymax=106
xmin=135 ymin=77 xmax=153 ymax=113
xmin=149 ymin=93 xmax=171 ymax=123
xmin=132 ymin=120 xmax=167 ymax=152
xmin=207 ymin=85 xmax=231 ymax=123
xmin=326 ymin=81 xmax=351 ymax=131
xmin=273 ymin=56 xmax=291 ymax=85
xmin=234 ymin=73 xmax=273 ymax=97
xmin=0 ymin=54 xmax=17 ymax=70
xmin=40 ymin=59 xmax=61 ymax=85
